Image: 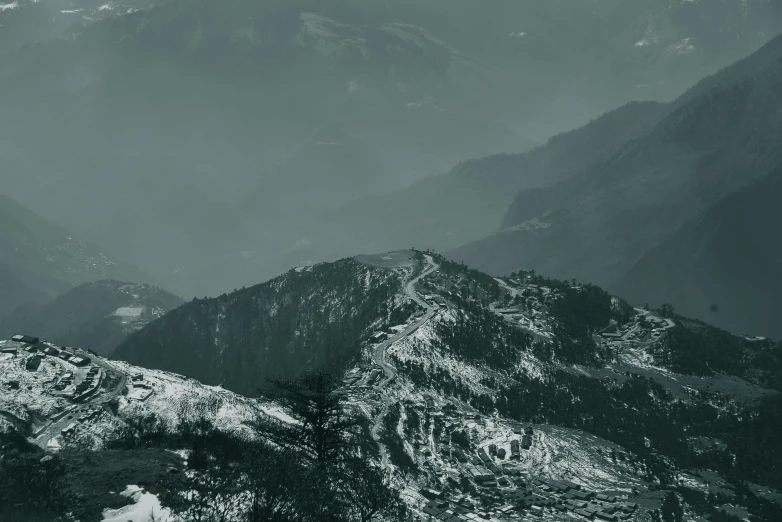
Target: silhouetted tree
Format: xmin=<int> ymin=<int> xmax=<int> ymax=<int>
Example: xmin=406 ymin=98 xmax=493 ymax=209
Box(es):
xmin=661 ymin=491 xmax=683 ymax=522
xmin=260 ymin=370 xmax=361 ymax=462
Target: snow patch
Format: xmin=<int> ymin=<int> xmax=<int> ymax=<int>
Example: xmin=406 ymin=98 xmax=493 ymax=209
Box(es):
xmin=115 ymin=307 xmax=143 ymax=318
xmin=258 ymin=403 xmax=299 ymax=425
xmin=101 ymin=485 xmax=172 ymax=522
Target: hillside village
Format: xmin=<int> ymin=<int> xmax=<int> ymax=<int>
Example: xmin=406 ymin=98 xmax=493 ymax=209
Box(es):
xmin=0 ymin=335 xmax=256 ymax=453
xmin=2 ymin=253 xmax=781 ymax=521
xmin=333 ymin=254 xmax=781 ymax=521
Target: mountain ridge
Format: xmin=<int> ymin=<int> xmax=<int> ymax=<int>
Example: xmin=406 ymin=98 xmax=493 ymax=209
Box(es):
xmin=448 ymin=33 xmax=782 ymax=338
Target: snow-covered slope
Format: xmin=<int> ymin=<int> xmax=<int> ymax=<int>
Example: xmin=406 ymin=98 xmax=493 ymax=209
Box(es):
xmin=0 ymin=338 xmax=260 ymax=452
xmin=3 ymin=250 xmax=782 ymax=520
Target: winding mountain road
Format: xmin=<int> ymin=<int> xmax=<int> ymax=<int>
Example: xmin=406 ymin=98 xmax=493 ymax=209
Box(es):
xmin=371 ymin=254 xmax=439 ymax=440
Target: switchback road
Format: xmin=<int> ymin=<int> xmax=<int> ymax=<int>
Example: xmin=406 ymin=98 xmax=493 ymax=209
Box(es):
xmin=371 ymin=254 xmax=439 ymax=441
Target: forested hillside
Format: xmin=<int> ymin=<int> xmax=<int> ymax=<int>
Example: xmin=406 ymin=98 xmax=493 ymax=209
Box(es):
xmin=114 ymin=259 xmax=418 ymax=394
xmin=0 ymin=280 xmax=183 ymax=355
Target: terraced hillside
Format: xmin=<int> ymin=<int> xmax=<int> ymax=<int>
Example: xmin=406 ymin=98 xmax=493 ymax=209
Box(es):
xmin=108 ymin=250 xmax=782 ymax=520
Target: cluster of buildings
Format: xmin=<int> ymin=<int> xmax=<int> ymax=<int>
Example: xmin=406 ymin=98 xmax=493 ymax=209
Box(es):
xmin=9 ymin=334 xmax=101 ymax=399
xmin=343 ymin=366 xmax=383 ymax=388
xmin=420 ymin=477 xmax=640 ymax=521
xmin=10 ymin=335 xmax=92 ymax=367
xmin=598 ymin=313 xmax=672 ymax=347
xmin=408 ymin=411 xmax=645 ymax=522
xmin=126 ymin=373 xmax=155 ymax=401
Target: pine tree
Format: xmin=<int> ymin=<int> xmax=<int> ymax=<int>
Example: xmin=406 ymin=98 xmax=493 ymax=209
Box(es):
xmin=260 ymin=370 xmax=360 ymax=462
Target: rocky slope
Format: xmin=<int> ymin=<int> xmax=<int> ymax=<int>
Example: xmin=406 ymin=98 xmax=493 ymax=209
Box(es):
xmin=449 ymin=33 xmax=782 ymax=339
xmin=0 ymin=280 xmax=183 ymax=355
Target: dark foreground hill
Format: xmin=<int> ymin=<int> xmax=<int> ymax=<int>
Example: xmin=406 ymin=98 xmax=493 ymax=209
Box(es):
xmin=449 ymin=33 xmax=782 ymax=339
xmin=113 ymin=257 xmax=418 ymax=393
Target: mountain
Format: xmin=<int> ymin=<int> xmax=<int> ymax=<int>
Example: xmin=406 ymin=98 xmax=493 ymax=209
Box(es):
xmin=2 ymin=0 xmax=781 ymax=297
xmin=0 ymin=280 xmax=183 ymax=355
xmin=0 ymin=194 xmax=152 ymax=317
xmin=286 ymin=101 xmax=669 ymax=270
xmin=0 ymin=337 xmax=263 ymax=521
xmin=0 ymin=0 xmax=151 ymax=55
xmin=5 ymin=250 xmax=782 ymax=520
xmin=110 ymin=250 xmax=782 ymax=520
xmin=449 ymin=33 xmax=782 ymax=338
xmin=611 ymin=165 xmax=782 ymax=338
xmin=114 ymin=256 xmax=419 ymax=394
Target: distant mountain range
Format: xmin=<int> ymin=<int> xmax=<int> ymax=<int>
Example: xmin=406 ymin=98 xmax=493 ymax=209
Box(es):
xmin=0 ymin=0 xmax=152 ymax=55
xmin=2 ymin=0 xmax=781 ymax=296
xmin=448 ymin=33 xmax=782 ymax=339
xmin=0 ymin=279 xmax=183 ymax=355
xmin=0 ymin=195 xmax=151 ymax=317
xmin=297 ymin=101 xmax=669 ymax=268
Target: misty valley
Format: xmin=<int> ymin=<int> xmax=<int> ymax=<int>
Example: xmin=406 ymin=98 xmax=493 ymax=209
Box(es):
xmin=2 ymin=1 xmax=782 ymax=522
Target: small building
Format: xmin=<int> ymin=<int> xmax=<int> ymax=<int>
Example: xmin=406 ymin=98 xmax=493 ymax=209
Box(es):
xmin=371 ymin=332 xmax=387 ymax=342
xmin=0 ymin=347 xmax=18 ymax=354
xmin=420 ymin=488 xmax=444 ymax=500
xmin=524 ymin=426 xmax=534 ymax=435
xmin=70 ymin=356 xmax=90 ymax=367
xmin=522 ymin=435 xmax=532 ymax=449
xmin=43 ymin=346 xmax=60 ymax=357
xmin=12 ymin=335 xmax=39 ymax=345
xmin=25 ymin=355 xmax=43 ymax=371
